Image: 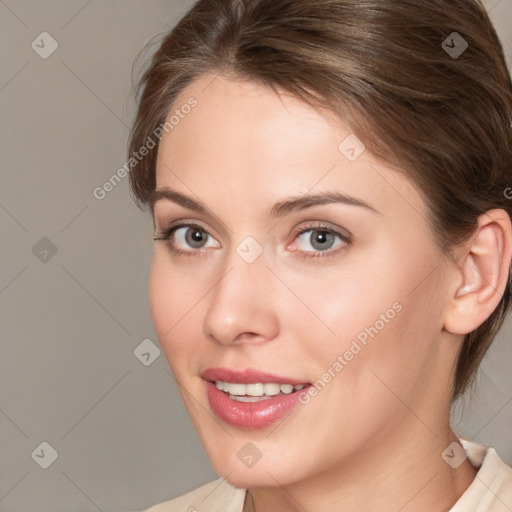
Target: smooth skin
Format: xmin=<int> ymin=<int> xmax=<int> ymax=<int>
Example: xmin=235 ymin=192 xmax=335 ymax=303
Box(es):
xmin=149 ymin=73 xmax=512 ymax=511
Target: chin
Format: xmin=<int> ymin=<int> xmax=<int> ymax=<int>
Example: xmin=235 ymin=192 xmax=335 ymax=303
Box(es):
xmin=222 ymin=466 xmax=290 ymax=489
xmin=205 ymin=446 xmax=303 ymax=489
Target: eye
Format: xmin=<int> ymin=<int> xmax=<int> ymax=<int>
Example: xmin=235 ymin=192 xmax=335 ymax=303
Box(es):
xmin=174 ymin=226 xmax=218 ymax=249
xmin=154 ymin=223 xmax=220 ymax=254
xmin=154 ymin=221 xmax=351 ymax=258
xmin=291 ymin=224 xmax=351 ymax=255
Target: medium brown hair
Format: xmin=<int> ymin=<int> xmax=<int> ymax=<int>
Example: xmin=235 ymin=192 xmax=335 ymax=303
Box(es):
xmin=128 ymin=0 xmax=512 ymax=400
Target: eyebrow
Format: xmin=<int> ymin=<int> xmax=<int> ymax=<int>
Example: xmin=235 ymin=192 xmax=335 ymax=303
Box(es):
xmin=149 ymin=187 xmax=380 ymax=218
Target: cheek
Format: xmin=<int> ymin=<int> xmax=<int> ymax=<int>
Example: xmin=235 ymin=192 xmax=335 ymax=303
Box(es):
xmin=275 ymin=254 xmax=401 ymax=349
xmin=291 ymin=240 xmax=443 ymax=378
xmin=332 ymin=264 xmax=446 ymax=404
xmin=149 ymin=254 xmax=172 ymax=338
xmin=149 ymin=253 xmax=201 ymax=371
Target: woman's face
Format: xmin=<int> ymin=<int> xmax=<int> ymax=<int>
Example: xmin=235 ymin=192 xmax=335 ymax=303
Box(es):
xmin=150 ymin=73 xmax=456 ymax=487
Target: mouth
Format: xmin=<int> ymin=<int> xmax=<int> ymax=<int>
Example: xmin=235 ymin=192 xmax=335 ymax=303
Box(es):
xmin=201 ymin=368 xmax=312 ymax=428
xmin=213 ymin=381 xmax=308 ymax=402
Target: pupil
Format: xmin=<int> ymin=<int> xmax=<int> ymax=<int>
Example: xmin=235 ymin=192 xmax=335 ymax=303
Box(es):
xmin=187 ymin=228 xmax=206 ymax=248
xmin=311 ymin=230 xmax=334 ymax=250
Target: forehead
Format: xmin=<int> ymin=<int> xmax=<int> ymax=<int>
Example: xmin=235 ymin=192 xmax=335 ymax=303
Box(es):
xmin=158 ymin=74 xmax=337 ymax=168
xmin=154 ymin=73 xmax=427 ymax=227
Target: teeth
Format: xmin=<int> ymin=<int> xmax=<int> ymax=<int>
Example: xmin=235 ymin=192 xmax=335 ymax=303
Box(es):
xmin=246 ymin=383 xmax=264 ymax=396
xmin=280 ymin=384 xmax=294 ymax=394
xmin=214 ymin=380 xmax=306 ymax=397
xmin=230 ymin=395 xmax=271 ymax=402
xmin=263 ymin=383 xmax=280 ymax=396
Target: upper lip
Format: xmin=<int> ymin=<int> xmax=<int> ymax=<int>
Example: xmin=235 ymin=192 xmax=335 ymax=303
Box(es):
xmin=201 ymin=367 xmax=310 ymax=386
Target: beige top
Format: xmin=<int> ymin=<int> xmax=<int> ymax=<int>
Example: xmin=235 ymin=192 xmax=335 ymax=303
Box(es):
xmin=143 ymin=440 xmax=512 ymax=511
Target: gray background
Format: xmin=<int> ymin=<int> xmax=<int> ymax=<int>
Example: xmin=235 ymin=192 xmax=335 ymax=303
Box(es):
xmin=0 ymin=1 xmax=511 ymax=511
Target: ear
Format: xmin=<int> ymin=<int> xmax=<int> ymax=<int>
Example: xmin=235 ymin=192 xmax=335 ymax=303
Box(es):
xmin=444 ymin=209 xmax=512 ymax=335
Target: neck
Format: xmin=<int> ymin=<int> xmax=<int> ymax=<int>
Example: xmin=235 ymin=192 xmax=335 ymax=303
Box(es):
xmin=246 ymin=422 xmax=478 ymax=512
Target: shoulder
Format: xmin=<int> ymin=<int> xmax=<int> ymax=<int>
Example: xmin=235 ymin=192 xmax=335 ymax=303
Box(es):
xmin=142 ymin=477 xmax=247 ymax=512
xmin=451 ymin=439 xmax=512 ymax=511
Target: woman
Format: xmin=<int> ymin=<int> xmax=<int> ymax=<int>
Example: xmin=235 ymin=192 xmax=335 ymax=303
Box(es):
xmin=128 ymin=0 xmax=512 ymax=510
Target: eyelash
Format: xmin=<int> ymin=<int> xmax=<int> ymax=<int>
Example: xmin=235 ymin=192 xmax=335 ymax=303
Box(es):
xmin=153 ymin=222 xmax=208 ymax=259
xmin=153 ymin=222 xmax=352 ymax=260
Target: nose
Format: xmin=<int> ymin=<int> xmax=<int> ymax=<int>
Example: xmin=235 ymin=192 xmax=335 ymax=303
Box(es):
xmin=202 ymin=253 xmax=280 ymax=346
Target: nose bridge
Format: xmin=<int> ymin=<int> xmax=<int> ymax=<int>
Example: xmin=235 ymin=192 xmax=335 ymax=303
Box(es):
xmin=202 ymin=244 xmax=279 ymax=345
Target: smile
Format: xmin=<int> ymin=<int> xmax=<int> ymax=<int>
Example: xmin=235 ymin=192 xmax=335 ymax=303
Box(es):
xmin=215 ymin=381 xmax=307 ymax=402
xmin=201 ymin=368 xmax=312 ymax=428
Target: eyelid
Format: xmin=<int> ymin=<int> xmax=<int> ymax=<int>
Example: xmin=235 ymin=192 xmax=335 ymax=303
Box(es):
xmin=153 ymin=206 xmax=230 ymax=239
xmin=288 ymin=221 xmax=352 ymax=244
xmin=155 ymin=218 xmax=218 ymax=240
xmin=154 ymin=220 xmax=349 ymax=240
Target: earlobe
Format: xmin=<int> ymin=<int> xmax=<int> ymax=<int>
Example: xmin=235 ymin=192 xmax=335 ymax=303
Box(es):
xmin=444 ymin=209 xmax=512 ymax=336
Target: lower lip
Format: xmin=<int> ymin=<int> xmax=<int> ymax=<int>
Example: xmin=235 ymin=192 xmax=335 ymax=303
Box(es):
xmin=205 ymin=380 xmax=310 ymax=429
